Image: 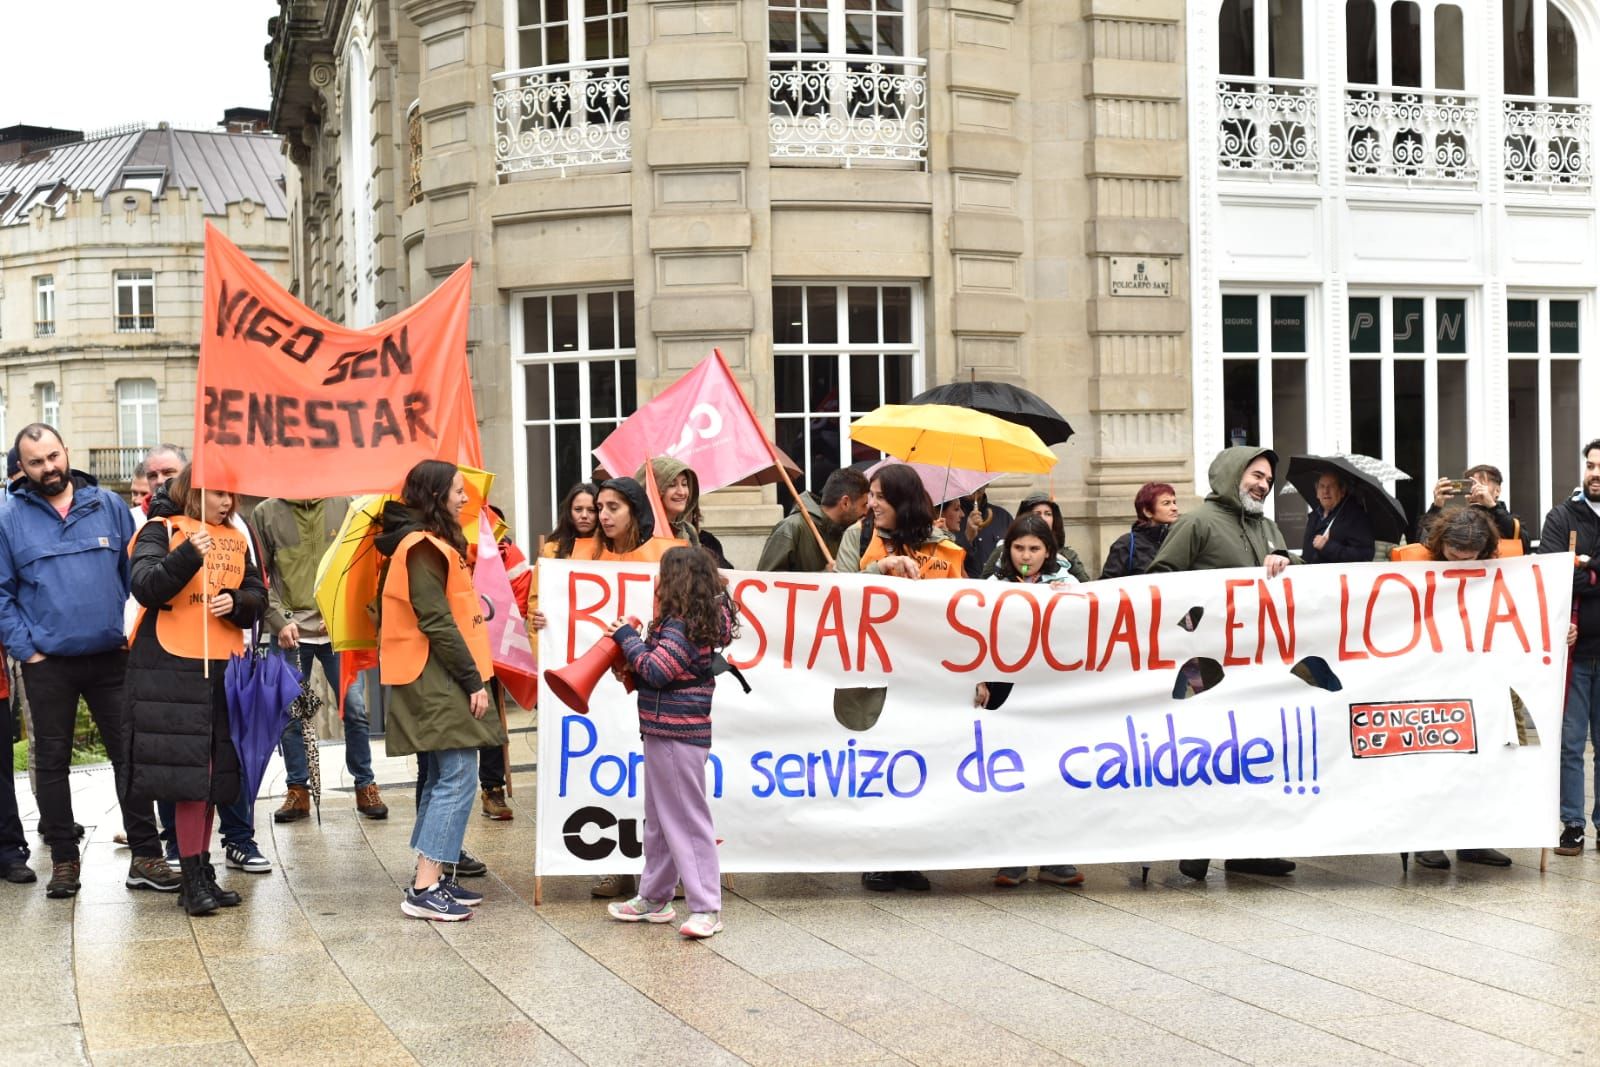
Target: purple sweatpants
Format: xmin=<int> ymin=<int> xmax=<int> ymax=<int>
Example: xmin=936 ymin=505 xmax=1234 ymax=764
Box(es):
xmin=639 ymin=735 xmax=721 ymax=913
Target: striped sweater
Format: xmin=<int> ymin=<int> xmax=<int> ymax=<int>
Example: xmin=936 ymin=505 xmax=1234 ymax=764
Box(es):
xmin=612 ymin=616 xmax=726 ymax=748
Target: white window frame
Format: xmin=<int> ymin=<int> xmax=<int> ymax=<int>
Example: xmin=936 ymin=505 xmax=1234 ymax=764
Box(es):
xmin=510 ymin=287 xmax=637 ymax=546
xmin=1505 ymin=292 xmax=1588 ymax=524
xmin=772 ymin=280 xmax=925 ymax=494
xmin=120 ymin=170 xmax=165 ymax=196
xmin=116 ymin=379 xmax=160 ymax=450
xmin=34 ymin=274 xmax=55 ymax=337
xmin=506 ymin=0 xmax=628 ymax=70
xmin=36 ymin=382 xmax=59 ymax=428
xmin=1344 ymin=0 xmax=1472 ymax=92
xmin=767 ymin=0 xmax=919 ymax=60
xmin=1344 ymin=289 xmax=1476 ymax=493
xmin=1504 ymin=0 xmax=1581 ymax=99
xmin=114 ymin=269 xmax=155 ymax=333
xmin=1218 ymin=0 xmax=1310 ymax=80
xmin=342 ymin=39 xmax=376 ymax=327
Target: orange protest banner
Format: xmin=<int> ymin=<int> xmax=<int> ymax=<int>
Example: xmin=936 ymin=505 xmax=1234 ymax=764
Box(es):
xmin=192 ymin=223 xmax=480 ymax=497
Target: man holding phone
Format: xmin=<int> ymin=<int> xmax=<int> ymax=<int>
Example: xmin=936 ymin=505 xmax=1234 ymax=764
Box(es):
xmin=1418 ymin=464 xmax=1531 ymax=553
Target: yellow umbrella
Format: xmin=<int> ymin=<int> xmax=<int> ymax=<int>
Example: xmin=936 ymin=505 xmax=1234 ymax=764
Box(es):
xmin=849 ymin=404 xmax=1057 ymax=474
xmin=313 ymin=466 xmax=499 ymax=652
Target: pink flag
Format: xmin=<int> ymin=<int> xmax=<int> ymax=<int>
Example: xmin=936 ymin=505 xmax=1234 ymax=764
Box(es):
xmin=475 ymin=512 xmax=537 ymax=680
xmin=593 ymin=350 xmax=773 ymax=493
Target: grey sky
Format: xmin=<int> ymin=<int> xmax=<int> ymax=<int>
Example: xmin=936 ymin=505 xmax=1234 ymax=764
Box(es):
xmin=1 ymin=1 xmax=280 ymax=132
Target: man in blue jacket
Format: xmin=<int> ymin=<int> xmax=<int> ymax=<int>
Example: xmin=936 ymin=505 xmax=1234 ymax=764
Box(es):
xmin=0 ymin=424 xmax=173 ymax=898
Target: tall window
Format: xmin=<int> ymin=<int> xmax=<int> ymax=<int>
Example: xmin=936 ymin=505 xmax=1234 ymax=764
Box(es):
xmin=342 ymin=42 xmax=375 ymax=326
xmin=1343 ymin=0 xmax=1470 ymax=181
xmin=1347 ymin=293 xmax=1470 ymax=529
xmin=114 ymin=270 xmax=155 ymax=332
xmin=1344 ymin=0 xmax=1463 ymax=89
xmin=1507 ymin=296 xmax=1584 ymax=525
xmin=773 ymin=282 xmax=921 ymax=498
xmin=1220 ymin=292 xmax=1310 ymax=544
xmin=35 ymin=382 xmax=59 ymax=428
xmin=1216 ymin=0 xmax=1314 ymax=174
xmin=1219 ymin=0 xmax=1305 ymax=79
xmin=117 ymin=379 xmax=160 ymax=449
xmin=1503 ymin=0 xmax=1585 ymax=186
xmin=507 ymin=0 xmax=630 ymax=132
xmin=34 ymin=275 xmax=55 ymax=337
xmin=514 ymin=289 xmax=637 ymax=536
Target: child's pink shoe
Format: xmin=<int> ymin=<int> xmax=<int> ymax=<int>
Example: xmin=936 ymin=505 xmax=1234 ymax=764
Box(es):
xmin=607 ymin=896 xmax=676 ymax=923
xmin=679 ymin=912 xmax=723 ymax=939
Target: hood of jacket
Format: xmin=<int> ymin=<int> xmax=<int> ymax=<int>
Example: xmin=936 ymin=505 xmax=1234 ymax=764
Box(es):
xmin=636 ymin=456 xmax=699 ymax=533
xmin=145 ymin=482 xmax=180 ymax=521
xmin=1206 ymin=446 xmax=1280 ymax=514
xmin=1018 ymin=492 xmax=1061 ymax=523
xmin=797 ymin=491 xmax=849 ymax=538
xmin=600 ymin=477 xmax=655 ymax=541
xmin=375 ymin=501 xmax=428 ymax=557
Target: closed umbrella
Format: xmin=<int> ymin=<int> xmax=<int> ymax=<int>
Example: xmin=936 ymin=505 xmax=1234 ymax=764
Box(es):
xmin=910 ymin=381 xmax=1073 ymax=446
xmin=224 ymin=639 xmax=303 ymax=808
xmin=288 ymin=679 xmax=326 ymax=824
xmin=1284 ymin=454 xmax=1409 ymax=544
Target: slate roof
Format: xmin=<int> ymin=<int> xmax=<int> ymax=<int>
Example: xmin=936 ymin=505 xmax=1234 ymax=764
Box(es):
xmin=0 ymin=127 xmax=286 ymax=227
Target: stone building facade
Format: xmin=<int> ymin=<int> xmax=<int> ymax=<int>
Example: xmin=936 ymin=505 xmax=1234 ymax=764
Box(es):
xmin=268 ymin=0 xmax=1192 ymax=568
xmin=0 ymin=126 xmax=291 ymax=482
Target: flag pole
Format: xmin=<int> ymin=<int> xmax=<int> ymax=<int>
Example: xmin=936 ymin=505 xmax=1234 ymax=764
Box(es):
xmin=713 ymin=349 xmax=835 ymax=568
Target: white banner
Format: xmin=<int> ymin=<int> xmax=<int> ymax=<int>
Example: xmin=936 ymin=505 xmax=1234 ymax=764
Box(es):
xmin=535 ymin=555 xmax=1570 ymax=875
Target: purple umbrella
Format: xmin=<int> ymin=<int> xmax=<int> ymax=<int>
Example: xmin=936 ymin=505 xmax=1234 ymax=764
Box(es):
xmin=863 ymin=458 xmax=999 ymax=506
xmin=224 ymin=645 xmax=302 ymax=808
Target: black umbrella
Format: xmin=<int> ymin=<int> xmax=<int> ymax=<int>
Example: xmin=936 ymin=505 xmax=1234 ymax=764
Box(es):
xmin=909 ymin=381 xmax=1073 ymax=446
xmin=1285 ymin=454 xmax=1409 ymax=543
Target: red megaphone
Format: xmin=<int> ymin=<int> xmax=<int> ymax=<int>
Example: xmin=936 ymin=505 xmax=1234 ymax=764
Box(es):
xmin=544 ymin=620 xmax=640 ymax=714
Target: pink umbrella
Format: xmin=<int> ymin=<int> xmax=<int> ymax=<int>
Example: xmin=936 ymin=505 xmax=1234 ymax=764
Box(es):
xmin=863 ymin=459 xmax=999 ymax=506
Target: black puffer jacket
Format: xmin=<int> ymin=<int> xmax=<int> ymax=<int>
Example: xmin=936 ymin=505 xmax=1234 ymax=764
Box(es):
xmin=1101 ymin=521 xmax=1170 ymax=579
xmin=123 ymin=494 xmax=266 ymax=805
xmin=1539 ymin=497 xmax=1600 ymax=658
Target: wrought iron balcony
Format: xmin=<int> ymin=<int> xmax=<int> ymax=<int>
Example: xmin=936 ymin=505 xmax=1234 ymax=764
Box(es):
xmin=1344 ymin=89 xmax=1478 ymax=184
xmin=34 ymin=321 xmax=55 ymax=338
xmin=768 ymin=54 xmax=928 ymax=165
xmin=1504 ymin=97 xmax=1592 ymax=190
xmin=115 ymin=314 xmax=156 ymax=333
xmin=492 ymin=61 xmax=630 ymax=176
xmin=87 ymin=446 xmax=145 ymax=484
xmin=1216 ymin=78 xmax=1318 ymax=177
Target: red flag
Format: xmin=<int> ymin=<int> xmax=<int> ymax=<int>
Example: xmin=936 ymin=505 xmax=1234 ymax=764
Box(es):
xmin=592 ymin=350 xmax=772 ymax=493
xmin=194 ymin=224 xmax=480 ymax=497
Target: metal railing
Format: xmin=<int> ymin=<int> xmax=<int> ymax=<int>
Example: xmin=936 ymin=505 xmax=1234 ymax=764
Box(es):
xmin=492 ymin=60 xmax=631 ymax=176
xmin=1216 ymin=77 xmax=1318 ymax=176
xmin=406 ymin=100 xmax=423 ymax=206
xmin=86 ymin=447 xmax=145 ymax=484
xmin=33 ymin=321 xmax=55 ymax=338
xmin=768 ymin=53 xmax=928 ymax=164
xmin=1504 ymin=96 xmax=1592 ymax=190
xmin=1344 ymin=88 xmax=1478 ymax=184
xmin=115 ymin=314 xmax=156 ymax=333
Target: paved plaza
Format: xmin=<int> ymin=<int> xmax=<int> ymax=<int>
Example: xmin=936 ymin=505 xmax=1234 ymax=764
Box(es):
xmin=6 ymin=709 xmax=1600 ymax=1066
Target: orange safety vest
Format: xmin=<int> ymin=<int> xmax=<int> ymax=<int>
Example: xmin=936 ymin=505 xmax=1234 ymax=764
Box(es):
xmin=1391 ymin=539 xmax=1522 ymax=562
xmin=131 ymin=516 xmax=249 ymax=660
xmin=379 ymin=531 xmax=493 ymax=687
xmin=598 ymin=536 xmax=678 ymax=564
xmin=859 ymin=532 xmax=967 ymax=579
xmin=541 ymin=535 xmax=601 ymax=561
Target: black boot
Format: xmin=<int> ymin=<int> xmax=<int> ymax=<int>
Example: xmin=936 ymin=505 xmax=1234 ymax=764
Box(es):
xmin=200 ymin=852 xmax=242 ymax=907
xmin=177 ymin=855 xmax=218 ymax=916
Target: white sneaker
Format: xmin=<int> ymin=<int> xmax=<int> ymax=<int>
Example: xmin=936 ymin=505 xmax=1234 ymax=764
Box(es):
xmin=679 ymin=911 xmax=723 ymax=939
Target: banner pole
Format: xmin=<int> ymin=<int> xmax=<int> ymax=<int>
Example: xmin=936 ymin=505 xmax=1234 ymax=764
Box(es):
xmin=714 ymin=349 xmax=834 ymax=568
xmin=202 ymin=488 xmax=210 ymax=680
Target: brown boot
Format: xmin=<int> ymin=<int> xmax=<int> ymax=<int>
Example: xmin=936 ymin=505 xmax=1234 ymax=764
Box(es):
xmin=273 ymin=785 xmax=311 ymax=823
xmin=355 ymin=783 xmax=388 ymax=820
xmin=480 ymin=787 xmax=513 ymax=821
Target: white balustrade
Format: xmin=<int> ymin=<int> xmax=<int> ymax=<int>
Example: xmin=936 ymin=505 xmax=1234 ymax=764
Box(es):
xmin=1344 ymin=89 xmax=1477 ymax=183
xmin=768 ymin=54 xmax=928 ymax=164
xmin=493 ymin=61 xmax=630 ymax=176
xmin=1504 ymin=97 xmax=1592 ymax=190
xmin=1216 ymin=78 xmax=1318 ymax=177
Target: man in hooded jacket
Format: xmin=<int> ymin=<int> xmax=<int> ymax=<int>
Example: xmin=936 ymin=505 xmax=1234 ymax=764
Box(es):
xmin=1146 ymin=446 xmax=1297 ymax=881
xmin=757 ymin=468 xmax=868 ymax=572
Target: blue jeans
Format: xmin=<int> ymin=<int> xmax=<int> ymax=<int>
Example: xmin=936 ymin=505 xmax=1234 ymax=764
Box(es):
xmin=1561 ymin=657 xmax=1600 ymax=828
xmin=279 ymin=642 xmax=373 ymax=788
xmin=410 ymin=749 xmax=476 ymax=865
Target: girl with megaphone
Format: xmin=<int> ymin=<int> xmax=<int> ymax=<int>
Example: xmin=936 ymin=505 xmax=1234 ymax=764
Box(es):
xmin=602 ymin=545 xmax=739 ymax=939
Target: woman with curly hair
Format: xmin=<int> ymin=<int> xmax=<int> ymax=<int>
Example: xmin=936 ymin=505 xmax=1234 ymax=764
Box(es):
xmin=603 ymin=546 xmax=739 ymax=938
xmin=376 ymin=460 xmax=503 ymax=921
